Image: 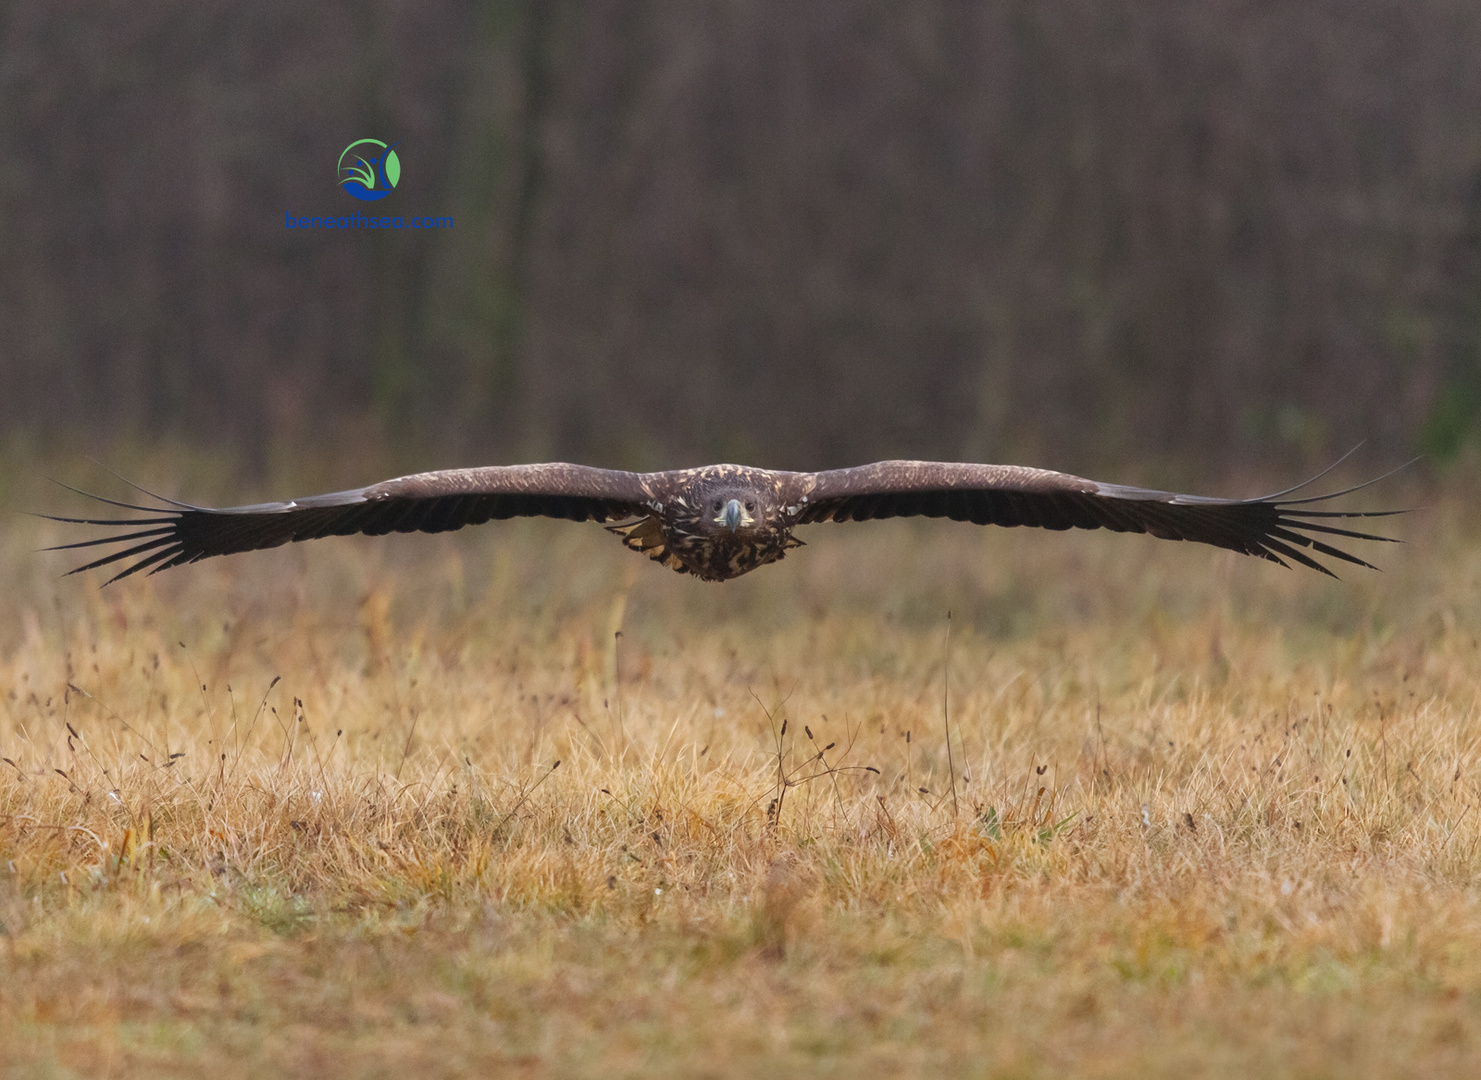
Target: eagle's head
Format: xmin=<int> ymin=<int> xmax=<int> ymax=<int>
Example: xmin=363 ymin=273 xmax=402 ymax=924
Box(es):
xmin=685 ymin=472 xmax=777 ymax=538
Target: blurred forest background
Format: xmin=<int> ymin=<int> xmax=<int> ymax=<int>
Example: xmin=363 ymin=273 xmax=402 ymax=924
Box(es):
xmin=4 ymin=0 xmax=1481 ymax=478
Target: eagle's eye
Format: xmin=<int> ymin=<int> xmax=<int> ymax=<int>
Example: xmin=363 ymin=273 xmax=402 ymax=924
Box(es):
xmin=745 ymin=501 xmax=755 ymax=512
xmin=712 ymin=500 xmax=723 ymax=512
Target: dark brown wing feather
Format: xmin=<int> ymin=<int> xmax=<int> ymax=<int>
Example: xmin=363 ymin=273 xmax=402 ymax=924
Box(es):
xmin=790 ymin=461 xmax=1402 ymax=576
xmin=44 ymin=464 xmax=650 ymax=584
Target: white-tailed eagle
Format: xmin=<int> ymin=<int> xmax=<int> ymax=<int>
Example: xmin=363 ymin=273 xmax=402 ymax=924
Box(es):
xmin=46 ymin=459 xmax=1402 ymax=584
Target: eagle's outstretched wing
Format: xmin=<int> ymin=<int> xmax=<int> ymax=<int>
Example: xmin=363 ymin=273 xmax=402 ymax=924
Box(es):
xmin=789 ymin=460 xmax=1404 ymax=576
xmin=44 ymin=464 xmax=650 ymax=584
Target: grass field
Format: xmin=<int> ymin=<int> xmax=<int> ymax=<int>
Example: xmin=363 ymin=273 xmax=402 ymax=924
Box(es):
xmin=3 ymin=462 xmax=1480 ymax=1077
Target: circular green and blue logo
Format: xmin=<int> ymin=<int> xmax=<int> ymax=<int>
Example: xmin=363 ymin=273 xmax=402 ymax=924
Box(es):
xmin=338 ymin=139 xmax=401 ymax=201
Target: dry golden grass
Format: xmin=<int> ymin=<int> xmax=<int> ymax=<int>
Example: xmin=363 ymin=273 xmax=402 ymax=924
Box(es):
xmin=4 ymin=463 xmax=1481 ymax=1077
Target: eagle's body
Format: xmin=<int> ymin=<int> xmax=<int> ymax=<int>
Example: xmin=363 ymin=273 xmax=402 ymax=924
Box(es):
xmin=48 ymin=458 xmax=1402 ymax=584
xmin=608 ymin=464 xmax=802 ymax=580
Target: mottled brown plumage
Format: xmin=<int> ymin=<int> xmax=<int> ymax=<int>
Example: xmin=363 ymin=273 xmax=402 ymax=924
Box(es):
xmin=45 ymin=458 xmax=1404 ymax=584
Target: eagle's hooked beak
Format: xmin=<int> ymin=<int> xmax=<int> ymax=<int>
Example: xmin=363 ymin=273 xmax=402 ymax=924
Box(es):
xmin=717 ymin=498 xmax=748 ymax=531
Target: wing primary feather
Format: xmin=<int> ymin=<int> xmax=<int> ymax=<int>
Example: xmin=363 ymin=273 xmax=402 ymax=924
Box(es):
xmin=1246 ymin=443 xmax=1367 ymax=501
xmin=1255 ymin=547 xmax=1293 ymax=570
xmin=1265 ymin=527 xmax=1379 ymax=570
xmin=44 ymin=478 xmax=171 ymax=514
xmin=1277 ymin=508 xmax=1410 ymax=519
xmin=64 ymin=536 xmax=176 ymax=577
xmin=1256 ymin=535 xmax=1340 ymax=577
xmin=1263 ymin=457 xmax=1421 ymax=505
xmin=152 ymin=547 xmax=204 ymax=573
xmin=29 ymin=512 xmax=178 ymax=526
xmin=83 ymin=458 xmax=212 ymax=511
xmin=43 ymin=527 xmax=177 ymax=552
xmin=1271 ymin=518 xmax=1398 ymax=544
xmin=106 ymin=548 xmax=179 ymax=585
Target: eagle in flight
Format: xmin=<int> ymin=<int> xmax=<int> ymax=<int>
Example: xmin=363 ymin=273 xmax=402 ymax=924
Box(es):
xmin=46 ymin=459 xmax=1400 ymax=584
